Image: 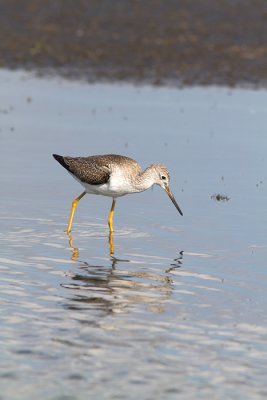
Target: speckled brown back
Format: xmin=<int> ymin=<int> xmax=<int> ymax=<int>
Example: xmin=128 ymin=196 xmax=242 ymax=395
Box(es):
xmin=53 ymin=154 xmax=139 ymax=185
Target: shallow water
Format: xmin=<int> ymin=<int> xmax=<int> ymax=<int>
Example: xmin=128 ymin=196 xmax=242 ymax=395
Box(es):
xmin=1 ymin=69 xmax=267 ymax=399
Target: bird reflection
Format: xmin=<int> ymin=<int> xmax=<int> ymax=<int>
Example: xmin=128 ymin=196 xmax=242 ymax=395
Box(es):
xmin=165 ymin=251 xmax=184 ymax=273
xmin=61 ymin=261 xmax=174 ymax=315
xmin=68 ymin=230 xmax=114 ymax=260
xmin=63 ymin=233 xmax=183 ymax=316
xmin=68 ymin=233 xmax=80 ymax=261
xmin=109 ymin=231 xmax=114 ymax=256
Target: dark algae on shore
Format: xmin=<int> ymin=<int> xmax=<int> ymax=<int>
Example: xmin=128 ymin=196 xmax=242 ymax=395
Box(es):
xmin=1 ymin=0 xmax=267 ymax=86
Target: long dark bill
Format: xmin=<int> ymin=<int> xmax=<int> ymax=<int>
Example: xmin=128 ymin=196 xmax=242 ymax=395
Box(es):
xmin=165 ymin=186 xmax=183 ymax=216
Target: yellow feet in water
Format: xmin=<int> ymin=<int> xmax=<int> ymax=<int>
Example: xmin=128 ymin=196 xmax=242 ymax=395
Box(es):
xmin=66 ymin=195 xmax=116 ymax=256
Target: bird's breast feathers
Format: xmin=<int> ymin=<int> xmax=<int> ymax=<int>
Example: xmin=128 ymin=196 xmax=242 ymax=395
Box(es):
xmin=81 ymin=168 xmax=136 ymax=197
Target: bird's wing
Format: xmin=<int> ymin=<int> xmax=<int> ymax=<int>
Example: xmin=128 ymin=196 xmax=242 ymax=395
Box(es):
xmin=60 ymin=156 xmax=111 ymax=185
xmin=53 ymin=154 xmax=141 ymax=185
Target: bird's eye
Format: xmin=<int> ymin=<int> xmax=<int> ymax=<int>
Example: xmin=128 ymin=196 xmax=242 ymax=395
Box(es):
xmin=161 ymin=175 xmax=166 ymax=180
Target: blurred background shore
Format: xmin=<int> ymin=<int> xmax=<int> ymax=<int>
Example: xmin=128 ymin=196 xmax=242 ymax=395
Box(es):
xmin=1 ymin=0 xmax=267 ymax=86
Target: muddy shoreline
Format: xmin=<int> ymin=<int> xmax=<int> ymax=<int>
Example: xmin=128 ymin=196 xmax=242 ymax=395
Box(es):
xmin=1 ymin=0 xmax=267 ymax=86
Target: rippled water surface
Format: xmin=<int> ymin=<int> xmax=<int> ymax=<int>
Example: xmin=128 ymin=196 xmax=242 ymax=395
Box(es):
xmin=1 ymin=70 xmax=267 ymax=399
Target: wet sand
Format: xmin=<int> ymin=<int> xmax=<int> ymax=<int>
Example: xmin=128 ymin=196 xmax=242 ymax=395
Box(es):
xmin=1 ymin=0 xmax=267 ymax=86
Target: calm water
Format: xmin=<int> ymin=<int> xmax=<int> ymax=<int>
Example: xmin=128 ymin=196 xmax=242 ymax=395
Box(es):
xmin=1 ymin=70 xmax=267 ymax=399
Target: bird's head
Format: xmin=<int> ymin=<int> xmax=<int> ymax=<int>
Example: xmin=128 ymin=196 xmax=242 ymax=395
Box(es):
xmin=152 ymin=164 xmax=183 ymax=216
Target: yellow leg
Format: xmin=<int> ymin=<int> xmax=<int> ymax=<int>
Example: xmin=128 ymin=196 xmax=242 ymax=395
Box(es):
xmin=108 ymin=199 xmax=116 ymax=233
xmin=67 ymin=191 xmax=86 ymax=234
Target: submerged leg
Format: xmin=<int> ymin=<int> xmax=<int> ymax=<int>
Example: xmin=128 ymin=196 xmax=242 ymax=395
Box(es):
xmin=67 ymin=191 xmax=86 ymax=234
xmin=108 ymin=199 xmax=116 ymax=233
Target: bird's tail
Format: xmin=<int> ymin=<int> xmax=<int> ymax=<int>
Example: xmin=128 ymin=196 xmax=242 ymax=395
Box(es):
xmin=53 ymin=154 xmax=71 ymax=172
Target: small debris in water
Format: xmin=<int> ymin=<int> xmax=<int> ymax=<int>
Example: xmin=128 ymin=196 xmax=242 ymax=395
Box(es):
xmin=211 ymin=193 xmax=230 ymax=202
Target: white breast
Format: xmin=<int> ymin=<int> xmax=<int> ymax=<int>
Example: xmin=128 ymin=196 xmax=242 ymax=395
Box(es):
xmin=80 ymin=167 xmax=135 ymax=198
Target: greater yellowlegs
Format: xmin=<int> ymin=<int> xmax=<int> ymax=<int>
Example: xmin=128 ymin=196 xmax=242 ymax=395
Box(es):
xmin=53 ymin=154 xmax=183 ymax=234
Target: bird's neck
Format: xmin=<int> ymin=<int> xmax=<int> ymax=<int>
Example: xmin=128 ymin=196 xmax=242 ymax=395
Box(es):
xmin=133 ymin=165 xmax=156 ymax=192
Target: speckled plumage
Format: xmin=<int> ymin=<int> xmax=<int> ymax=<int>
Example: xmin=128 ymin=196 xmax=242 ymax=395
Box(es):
xmin=53 ymin=153 xmax=183 ymax=236
xmin=53 ymin=154 xmax=141 ymax=186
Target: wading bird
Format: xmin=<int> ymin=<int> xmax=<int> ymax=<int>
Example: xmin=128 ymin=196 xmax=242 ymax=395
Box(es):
xmin=53 ymin=154 xmax=183 ymax=253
